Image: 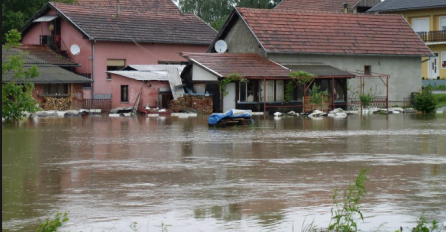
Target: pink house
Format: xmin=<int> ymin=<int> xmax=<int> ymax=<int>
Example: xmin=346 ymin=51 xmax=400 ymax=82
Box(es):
xmin=20 ymin=0 xmax=216 ymax=103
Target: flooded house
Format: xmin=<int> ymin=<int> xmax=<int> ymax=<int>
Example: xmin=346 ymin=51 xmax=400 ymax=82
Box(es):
xmin=185 ymin=7 xmax=432 ymax=113
xmin=19 ymin=0 xmax=217 ymax=104
xmin=2 ymin=46 xmax=93 ymax=110
xmin=181 ymin=53 xmax=355 ymax=113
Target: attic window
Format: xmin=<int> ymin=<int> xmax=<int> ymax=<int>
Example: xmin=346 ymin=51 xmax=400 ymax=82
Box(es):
xmin=364 ymin=65 xmax=372 ymax=75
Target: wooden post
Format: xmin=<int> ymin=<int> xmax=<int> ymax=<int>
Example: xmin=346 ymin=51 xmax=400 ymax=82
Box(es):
xmin=71 ymin=83 xmax=74 ymax=110
xmin=263 ymin=78 xmax=267 ymax=119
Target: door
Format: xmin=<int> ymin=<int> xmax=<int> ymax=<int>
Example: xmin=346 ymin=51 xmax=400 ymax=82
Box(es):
xmin=223 ymin=83 xmax=236 ymax=112
xmin=429 ymin=53 xmax=439 ymax=79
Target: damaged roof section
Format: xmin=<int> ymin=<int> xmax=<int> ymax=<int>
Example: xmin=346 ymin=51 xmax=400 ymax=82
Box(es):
xmin=107 ymin=65 xmax=186 ymax=99
xmin=181 ymin=53 xmax=291 ymax=78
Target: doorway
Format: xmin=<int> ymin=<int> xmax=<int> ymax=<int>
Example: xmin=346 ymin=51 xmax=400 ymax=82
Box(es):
xmin=429 ymin=53 xmax=439 ymax=79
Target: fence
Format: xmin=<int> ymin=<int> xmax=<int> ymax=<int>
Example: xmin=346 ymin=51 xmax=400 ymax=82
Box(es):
xmin=83 ymin=99 xmax=111 ymax=112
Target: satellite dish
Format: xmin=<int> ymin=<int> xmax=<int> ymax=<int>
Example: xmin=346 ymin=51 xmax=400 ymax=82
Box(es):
xmin=215 ymin=40 xmax=227 ymax=53
xmin=70 ymin=44 xmax=81 ymax=56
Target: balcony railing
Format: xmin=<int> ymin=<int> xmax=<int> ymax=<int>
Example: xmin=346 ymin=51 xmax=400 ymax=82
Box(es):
xmin=417 ymin=30 xmax=446 ymax=43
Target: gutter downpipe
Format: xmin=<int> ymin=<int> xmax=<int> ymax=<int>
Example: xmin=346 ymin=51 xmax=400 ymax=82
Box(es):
xmin=92 ymin=40 xmax=96 ymax=99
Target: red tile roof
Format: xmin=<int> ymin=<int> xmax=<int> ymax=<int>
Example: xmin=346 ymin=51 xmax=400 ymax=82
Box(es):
xmin=30 ymin=1 xmax=216 ymax=45
xmin=19 ymin=45 xmax=79 ymax=66
xmin=275 ymin=0 xmax=361 ymax=11
xmin=181 ymin=53 xmax=291 ymax=78
xmin=236 ymin=8 xmax=433 ymax=56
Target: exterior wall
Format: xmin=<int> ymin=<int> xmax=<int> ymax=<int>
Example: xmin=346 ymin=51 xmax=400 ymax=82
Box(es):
xmin=268 ymin=53 xmax=422 ymax=103
xmin=224 ymin=19 xmax=266 ymax=57
xmin=192 ymin=65 xmax=219 ymax=81
xmin=110 ymin=74 xmax=170 ymax=109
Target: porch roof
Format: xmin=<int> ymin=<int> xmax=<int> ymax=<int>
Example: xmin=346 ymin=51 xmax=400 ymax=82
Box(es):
xmin=181 ymin=53 xmax=292 ymax=79
xmin=19 ymin=45 xmax=80 ymax=67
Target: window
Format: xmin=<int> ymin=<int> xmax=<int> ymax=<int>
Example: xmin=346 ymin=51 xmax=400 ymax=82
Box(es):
xmin=239 ymin=81 xmax=256 ymax=103
xmin=364 ymin=65 xmax=372 ymax=75
xmin=107 ymin=59 xmax=125 ymax=80
xmin=258 ymin=80 xmax=303 ymax=102
xmin=440 ymin=17 xmax=446 ymax=31
xmin=412 ymin=18 xmax=429 ymax=33
xmin=43 ymin=84 xmax=69 ymax=96
xmin=121 ymin=85 xmax=129 ymax=102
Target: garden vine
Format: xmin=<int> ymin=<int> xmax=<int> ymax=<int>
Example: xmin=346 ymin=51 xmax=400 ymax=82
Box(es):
xmin=219 ymin=73 xmax=247 ymax=96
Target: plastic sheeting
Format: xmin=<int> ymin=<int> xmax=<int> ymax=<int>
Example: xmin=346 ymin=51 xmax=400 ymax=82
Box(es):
xmin=208 ymin=109 xmax=253 ymax=125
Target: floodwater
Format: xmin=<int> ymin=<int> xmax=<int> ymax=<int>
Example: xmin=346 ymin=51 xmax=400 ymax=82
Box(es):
xmin=2 ymin=114 xmax=446 ymax=232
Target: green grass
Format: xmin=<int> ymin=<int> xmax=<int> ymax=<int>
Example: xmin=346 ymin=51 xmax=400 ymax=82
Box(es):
xmin=434 ymin=94 xmax=446 ymax=108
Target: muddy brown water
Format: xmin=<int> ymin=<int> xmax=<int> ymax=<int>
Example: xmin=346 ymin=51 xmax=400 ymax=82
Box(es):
xmin=2 ymin=114 xmax=446 ymax=232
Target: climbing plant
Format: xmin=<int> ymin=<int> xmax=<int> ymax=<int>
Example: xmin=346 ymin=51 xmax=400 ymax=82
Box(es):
xmin=219 ymin=73 xmax=247 ymax=96
xmin=285 ymin=71 xmax=315 ymax=103
xmin=308 ymin=84 xmax=328 ymax=107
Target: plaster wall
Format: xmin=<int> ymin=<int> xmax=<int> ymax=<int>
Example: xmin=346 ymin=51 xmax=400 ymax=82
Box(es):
xmin=224 ymin=19 xmax=266 ymax=57
xmin=423 ymin=44 xmax=446 ymax=79
xmin=92 ymin=42 xmax=208 ymax=96
xmin=268 ymin=54 xmax=422 ymax=102
xmin=110 ymin=74 xmax=170 ymax=109
xmin=192 ymin=65 xmax=219 ymax=81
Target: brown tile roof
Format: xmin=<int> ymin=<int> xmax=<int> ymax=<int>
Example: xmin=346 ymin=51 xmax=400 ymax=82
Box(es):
xmin=275 ymin=0 xmax=360 ymax=11
xmin=27 ymin=1 xmax=216 ymax=45
xmin=181 ymin=53 xmax=291 ymax=78
xmin=236 ymin=8 xmax=433 ymax=56
xmin=19 ymin=45 xmax=79 ymax=67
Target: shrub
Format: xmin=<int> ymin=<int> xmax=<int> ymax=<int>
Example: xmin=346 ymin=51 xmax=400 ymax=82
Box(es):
xmin=37 ymin=212 xmax=69 ymax=232
xmin=359 ymin=93 xmax=373 ymax=108
xmin=413 ymin=87 xmax=438 ymax=114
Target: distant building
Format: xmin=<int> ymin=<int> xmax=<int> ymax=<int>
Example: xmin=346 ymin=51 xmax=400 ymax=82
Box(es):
xmin=368 ymin=0 xmax=446 ymax=80
xmin=20 ymin=0 xmax=217 ymax=102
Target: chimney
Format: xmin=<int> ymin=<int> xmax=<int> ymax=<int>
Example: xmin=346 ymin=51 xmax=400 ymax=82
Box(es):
xmin=343 ymin=3 xmax=349 ymax=13
xmin=117 ymin=0 xmax=121 ymax=17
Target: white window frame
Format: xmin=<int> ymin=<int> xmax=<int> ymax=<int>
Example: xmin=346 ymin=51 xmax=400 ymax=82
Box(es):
xmin=412 ymin=18 xmax=430 ymax=33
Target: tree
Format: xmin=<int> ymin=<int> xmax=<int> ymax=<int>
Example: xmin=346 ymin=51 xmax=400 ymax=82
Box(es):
xmin=178 ymin=0 xmax=280 ymax=31
xmin=2 ymin=29 xmax=40 ymax=122
xmin=2 ymin=0 xmax=77 ymax=43
xmin=413 ymin=87 xmax=438 ymax=114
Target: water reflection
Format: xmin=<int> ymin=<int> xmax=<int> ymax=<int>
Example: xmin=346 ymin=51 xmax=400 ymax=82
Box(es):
xmin=2 ymin=114 xmax=446 ymax=232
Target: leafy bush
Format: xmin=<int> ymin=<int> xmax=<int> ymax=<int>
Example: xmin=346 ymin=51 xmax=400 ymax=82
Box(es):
xmin=37 ymin=212 xmax=69 ymax=232
xmin=412 ymin=212 xmax=439 ymax=232
xmin=413 ymin=87 xmax=437 ymax=113
xmin=359 ymin=93 xmax=373 ymax=108
xmin=308 ymin=84 xmax=328 ymax=107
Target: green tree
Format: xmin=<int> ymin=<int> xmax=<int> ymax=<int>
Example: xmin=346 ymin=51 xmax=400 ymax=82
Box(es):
xmin=178 ymin=0 xmax=280 ymax=31
xmin=2 ymin=0 xmax=77 ymax=43
xmin=2 ymin=29 xmax=40 ymax=122
xmin=413 ymin=87 xmax=438 ymax=114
